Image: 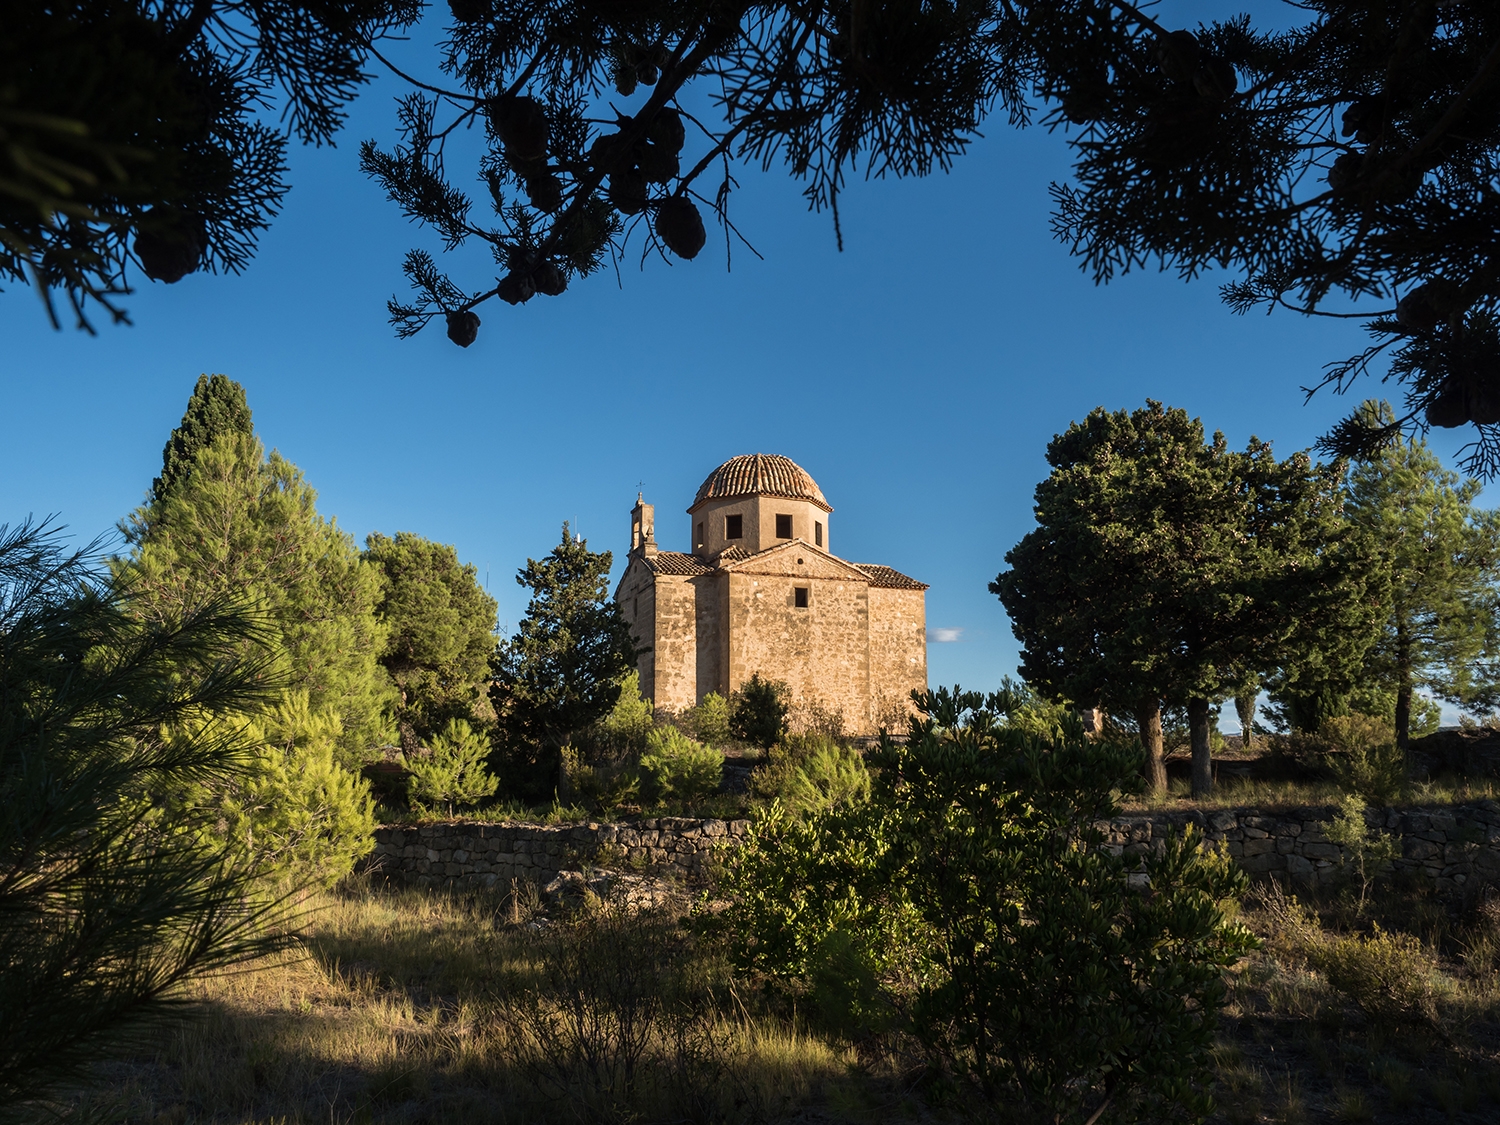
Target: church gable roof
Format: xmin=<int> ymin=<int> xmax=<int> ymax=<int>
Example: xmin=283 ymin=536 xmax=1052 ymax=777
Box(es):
xmin=642 ymin=551 xmax=712 ymax=576
xmin=851 ymin=563 xmax=929 ymax=590
xmin=719 ymin=540 xmax=873 ymax=582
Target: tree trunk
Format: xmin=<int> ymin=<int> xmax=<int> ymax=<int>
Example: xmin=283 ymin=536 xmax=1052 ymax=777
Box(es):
xmin=1189 ymin=696 xmax=1213 ymax=799
xmin=1395 ymin=625 xmax=1412 ymax=750
xmin=1234 ymin=689 xmax=1257 ymax=755
xmin=1136 ymin=701 xmax=1167 ymax=794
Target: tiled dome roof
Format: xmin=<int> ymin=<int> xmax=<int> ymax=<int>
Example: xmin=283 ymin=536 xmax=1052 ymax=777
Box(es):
xmin=692 ymin=454 xmax=830 ymax=511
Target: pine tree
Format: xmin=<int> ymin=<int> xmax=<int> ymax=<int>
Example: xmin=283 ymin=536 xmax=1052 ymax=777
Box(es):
xmin=0 ymin=520 xmax=295 ymax=1113
xmin=490 ymin=524 xmax=637 ymax=799
xmin=994 ymin=402 xmax=1378 ymax=795
xmin=406 ymin=718 xmax=499 ymax=816
xmin=1344 ymin=403 xmax=1500 ymax=746
xmin=365 ymin=531 xmax=499 ymax=752
xmin=153 ymin=374 xmax=253 ymax=504
xmin=118 ymin=387 xmax=393 ymax=764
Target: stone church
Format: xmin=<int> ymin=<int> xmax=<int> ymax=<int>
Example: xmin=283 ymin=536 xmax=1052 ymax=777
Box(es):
xmin=615 ymin=454 xmax=928 ymax=734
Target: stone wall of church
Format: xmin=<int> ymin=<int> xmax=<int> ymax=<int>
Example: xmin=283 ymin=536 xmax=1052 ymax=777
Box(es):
xmin=726 ymin=571 xmax=875 ymax=731
xmin=867 ymin=586 xmax=927 ymax=726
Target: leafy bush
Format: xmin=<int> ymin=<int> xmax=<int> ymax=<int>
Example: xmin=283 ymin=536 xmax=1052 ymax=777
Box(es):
xmin=750 ymin=733 xmax=869 ymax=816
xmin=407 ymin=717 xmax=499 ymax=816
xmin=640 ymin=727 xmax=722 ymax=804
xmin=683 ymin=691 xmax=731 ymax=745
xmin=730 ymin=674 xmax=788 ymax=749
xmin=1313 ymin=926 xmax=1443 ymax=1025
xmin=718 ymin=688 xmax=1256 ymax=1121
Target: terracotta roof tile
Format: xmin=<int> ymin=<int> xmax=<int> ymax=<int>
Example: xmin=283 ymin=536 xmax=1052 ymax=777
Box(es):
xmin=645 ymin=551 xmax=712 ymax=576
xmin=852 ymin=564 xmax=928 ymax=590
xmin=692 ymin=454 xmax=830 ymax=511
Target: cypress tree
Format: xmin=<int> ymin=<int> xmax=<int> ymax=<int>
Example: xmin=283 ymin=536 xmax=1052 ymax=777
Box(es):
xmin=153 ymin=374 xmax=254 ymax=504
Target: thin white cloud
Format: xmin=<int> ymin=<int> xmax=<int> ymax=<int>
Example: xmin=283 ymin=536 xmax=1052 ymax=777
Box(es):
xmin=926 ymin=627 xmax=964 ymax=643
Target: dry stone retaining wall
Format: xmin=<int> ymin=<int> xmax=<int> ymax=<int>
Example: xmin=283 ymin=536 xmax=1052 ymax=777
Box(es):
xmin=1103 ymin=801 xmax=1500 ymax=898
xmin=361 ymin=817 xmax=750 ymax=890
xmin=364 ymin=802 xmax=1500 ymax=903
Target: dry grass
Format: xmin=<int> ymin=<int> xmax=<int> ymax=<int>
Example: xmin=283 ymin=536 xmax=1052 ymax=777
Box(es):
xmin=1121 ymin=774 xmax=1500 ymax=814
xmin=74 ymin=878 xmax=873 ymax=1125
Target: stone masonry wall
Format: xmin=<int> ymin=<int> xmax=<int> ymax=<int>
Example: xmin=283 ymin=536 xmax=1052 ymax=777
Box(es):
xmin=1102 ymin=801 xmax=1500 ymax=897
xmin=361 ymin=817 xmax=751 ymax=890
xmin=363 ymin=802 xmax=1500 ymax=902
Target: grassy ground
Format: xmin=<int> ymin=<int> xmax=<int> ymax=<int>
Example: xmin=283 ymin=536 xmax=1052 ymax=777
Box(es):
xmin=1121 ymin=773 xmax=1500 ymax=814
xmin=75 ymin=867 xmax=1500 ymax=1124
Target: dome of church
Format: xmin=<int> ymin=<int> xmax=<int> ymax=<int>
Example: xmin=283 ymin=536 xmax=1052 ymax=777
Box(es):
xmin=693 ymin=454 xmax=829 ymax=511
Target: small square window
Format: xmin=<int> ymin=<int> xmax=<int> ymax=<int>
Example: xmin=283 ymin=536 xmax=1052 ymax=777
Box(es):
xmin=815 ymin=521 xmax=823 ymax=547
xmin=725 ymin=514 xmax=743 ymax=539
xmin=776 ymin=514 xmax=793 ymax=539
xmin=794 ymin=586 xmax=809 ymax=609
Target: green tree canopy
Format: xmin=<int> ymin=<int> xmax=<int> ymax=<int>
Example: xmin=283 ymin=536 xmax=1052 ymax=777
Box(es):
xmin=117 ymin=392 xmax=393 ymax=764
xmin=1345 ymin=403 xmax=1500 ymax=746
xmin=0 ymin=519 xmax=294 ymax=1114
xmin=993 ymin=401 xmax=1379 ymax=794
xmin=489 ymin=523 xmax=637 ymax=799
xmin=154 ymin=373 xmax=253 ymax=504
xmin=365 ymin=531 xmax=499 ymax=752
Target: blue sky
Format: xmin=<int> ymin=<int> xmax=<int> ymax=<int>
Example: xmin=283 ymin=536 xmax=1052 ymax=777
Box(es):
xmin=0 ymin=3 xmax=1481 ymax=726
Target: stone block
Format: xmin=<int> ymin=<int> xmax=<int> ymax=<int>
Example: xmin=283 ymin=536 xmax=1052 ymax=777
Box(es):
xmin=1276 ymin=823 xmax=1302 ymax=837
xmin=1404 ymin=839 xmax=1441 ymax=862
xmin=1240 ymin=853 xmax=1285 ymax=874
xmin=1301 ymin=842 xmax=1341 ymax=860
xmin=1242 ymin=838 xmax=1276 ymax=857
xmin=1209 ymin=811 xmax=1238 ymax=832
xmin=1243 ymin=827 xmax=1269 ymax=840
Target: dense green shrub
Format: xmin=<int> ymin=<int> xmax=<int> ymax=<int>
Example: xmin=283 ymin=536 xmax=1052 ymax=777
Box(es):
xmin=730 ymin=674 xmax=788 ymax=749
xmin=560 ymin=745 xmax=641 ymax=811
xmin=596 ymin=671 xmax=654 ymax=756
xmin=407 ymin=717 xmax=499 ymax=817
xmin=718 ymin=688 xmax=1256 ymax=1121
xmin=1324 ymin=715 xmax=1407 ymax=805
xmin=750 ymin=733 xmax=869 ymax=816
xmin=1323 ymin=795 xmax=1400 ymax=910
xmin=1314 ymin=926 xmax=1443 ymax=1025
xmin=683 ymin=691 xmax=731 ymax=745
xmin=640 ymin=727 xmax=722 ymax=804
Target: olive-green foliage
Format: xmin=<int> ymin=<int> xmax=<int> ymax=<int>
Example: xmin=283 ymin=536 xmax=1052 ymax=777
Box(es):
xmin=560 ymin=745 xmax=641 ymax=811
xmin=490 ymin=524 xmax=638 ymax=799
xmin=750 ymin=733 xmax=869 ymax=816
xmin=117 ymin=408 xmax=394 ymax=764
xmin=222 ymin=691 xmax=378 ymax=887
xmin=640 ymin=727 xmax=722 ymax=804
xmin=718 ymin=687 xmax=1256 ymax=1121
xmin=1323 ymin=715 xmax=1408 ymax=807
xmin=989 ymin=675 xmax=1071 ymax=739
xmin=364 ymin=531 xmax=499 ymax=751
xmin=1314 ymin=925 xmax=1443 ymax=1026
xmin=684 ymin=691 xmax=731 ymax=745
xmin=0 ymin=520 xmax=295 ymax=1114
xmin=407 ymin=718 xmax=499 ymax=817
xmin=729 ymin=674 xmax=788 ymax=749
xmin=1323 ymin=795 xmax=1401 ymax=911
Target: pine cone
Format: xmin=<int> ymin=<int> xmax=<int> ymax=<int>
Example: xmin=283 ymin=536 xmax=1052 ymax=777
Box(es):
xmin=1341 ymin=96 xmax=1383 ymax=144
xmin=448 ymin=0 xmax=488 ymax=22
xmin=609 ymin=167 xmax=649 ymax=214
xmin=648 ymin=108 xmax=686 ymax=154
xmin=1426 ymin=383 xmax=1468 ymax=428
xmin=1396 ymin=281 xmax=1463 ymax=333
xmin=637 ymin=141 xmax=679 ymax=184
xmin=655 ymin=197 xmax=706 ymax=259
xmin=446 ymin=310 xmax=480 ymax=347
xmin=533 ymin=261 xmax=567 ymax=296
xmin=1326 ymin=152 xmax=1362 ymax=192
xmin=636 ymin=61 xmax=659 ymax=86
xmin=1193 ymin=56 xmax=1236 ymax=101
xmin=1469 ymin=376 xmax=1500 ymax=426
xmin=488 ymin=95 xmax=549 ymax=162
xmin=1154 ymin=31 xmax=1201 ymax=84
xmin=525 ymin=171 xmax=563 ymax=213
xmin=497 ymin=272 xmax=536 ymax=305
xmin=134 ymin=210 xmax=206 ymax=283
